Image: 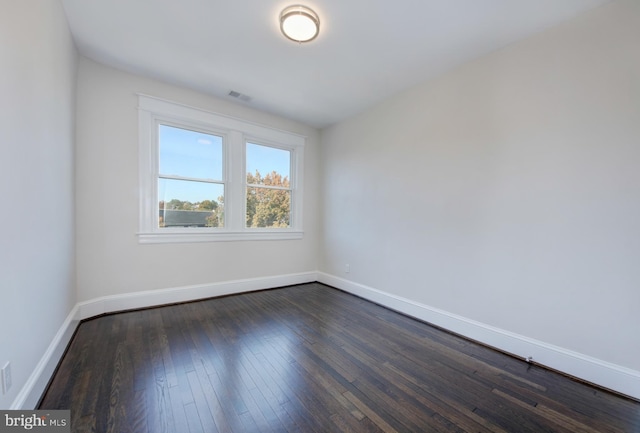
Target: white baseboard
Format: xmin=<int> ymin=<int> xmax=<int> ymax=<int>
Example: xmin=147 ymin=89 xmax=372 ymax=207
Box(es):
xmin=75 ymin=272 xmax=317 ymax=321
xmin=11 ymin=306 xmax=80 ymax=410
xmin=14 ymin=271 xmax=317 ymax=409
xmin=317 ymin=272 xmax=640 ymax=401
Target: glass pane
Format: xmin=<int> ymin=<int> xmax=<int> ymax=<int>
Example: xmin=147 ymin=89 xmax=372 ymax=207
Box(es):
xmin=158 ymin=179 xmax=224 ymax=228
xmin=246 ymin=187 xmax=291 ymax=228
xmin=159 ymin=124 xmax=223 ymax=180
xmin=246 ymin=142 xmax=290 ymax=186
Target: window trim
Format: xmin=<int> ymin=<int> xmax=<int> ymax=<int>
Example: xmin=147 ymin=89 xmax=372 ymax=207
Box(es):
xmin=138 ymin=94 xmax=305 ymax=243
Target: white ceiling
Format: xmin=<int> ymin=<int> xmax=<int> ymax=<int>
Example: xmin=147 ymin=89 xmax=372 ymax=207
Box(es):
xmin=61 ymin=0 xmax=610 ymax=128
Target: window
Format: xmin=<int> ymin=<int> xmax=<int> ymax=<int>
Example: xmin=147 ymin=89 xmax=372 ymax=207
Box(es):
xmin=138 ymin=95 xmax=304 ymax=243
xmin=158 ymin=124 xmax=225 ymax=228
xmin=246 ymin=142 xmax=292 ymax=228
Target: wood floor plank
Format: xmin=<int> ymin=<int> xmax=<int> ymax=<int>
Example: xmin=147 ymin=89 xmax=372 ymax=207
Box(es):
xmin=39 ymin=283 xmax=640 ymax=433
xmin=492 ymin=388 xmax=605 ymax=433
xmin=143 ymin=310 xmax=173 ymax=433
xmin=342 ymin=391 xmax=399 ymax=433
xmin=166 ymin=378 xmax=190 ymax=432
xmin=185 ymin=369 xmax=220 ymax=433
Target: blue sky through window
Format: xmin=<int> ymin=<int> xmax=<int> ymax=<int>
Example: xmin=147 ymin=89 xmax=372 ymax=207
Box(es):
xmin=246 ymin=142 xmax=290 ymax=182
xmin=159 ymin=124 xmax=223 ymax=180
xmin=159 ymin=125 xmax=291 ymax=203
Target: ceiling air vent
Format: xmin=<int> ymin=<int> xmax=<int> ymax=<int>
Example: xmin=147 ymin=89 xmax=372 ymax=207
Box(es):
xmin=228 ymin=90 xmax=252 ymax=102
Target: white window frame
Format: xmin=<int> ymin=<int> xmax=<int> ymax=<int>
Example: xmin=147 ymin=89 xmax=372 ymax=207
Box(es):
xmin=138 ymin=94 xmax=305 ymax=243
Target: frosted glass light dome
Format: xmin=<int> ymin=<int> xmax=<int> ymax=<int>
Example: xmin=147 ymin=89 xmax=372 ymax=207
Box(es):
xmin=280 ymin=5 xmax=320 ymax=43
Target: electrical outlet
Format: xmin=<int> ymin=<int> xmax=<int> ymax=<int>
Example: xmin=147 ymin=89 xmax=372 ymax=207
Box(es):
xmin=345 ymin=264 xmax=350 ymax=273
xmin=1 ymin=362 xmax=11 ymax=394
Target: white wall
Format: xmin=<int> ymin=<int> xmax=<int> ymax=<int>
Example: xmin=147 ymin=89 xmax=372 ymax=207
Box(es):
xmin=0 ymin=1 xmax=77 ymax=408
xmin=320 ymin=0 xmax=640 ymax=375
xmin=75 ymin=58 xmax=320 ymax=302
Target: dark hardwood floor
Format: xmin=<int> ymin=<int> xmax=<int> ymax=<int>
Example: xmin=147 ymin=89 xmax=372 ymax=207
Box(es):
xmin=40 ymin=283 xmax=639 ymax=432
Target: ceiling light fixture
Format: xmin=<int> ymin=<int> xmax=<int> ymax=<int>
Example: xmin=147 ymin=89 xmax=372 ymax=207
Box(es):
xmin=280 ymin=5 xmax=320 ymax=43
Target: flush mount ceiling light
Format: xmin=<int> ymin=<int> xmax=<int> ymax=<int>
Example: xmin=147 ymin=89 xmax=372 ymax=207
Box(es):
xmin=280 ymin=5 xmax=320 ymax=43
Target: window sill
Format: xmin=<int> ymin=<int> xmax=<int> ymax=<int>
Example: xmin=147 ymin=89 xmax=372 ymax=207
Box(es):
xmin=138 ymin=230 xmax=304 ymax=244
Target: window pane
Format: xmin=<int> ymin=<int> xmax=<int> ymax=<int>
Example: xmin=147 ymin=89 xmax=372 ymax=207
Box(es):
xmin=158 ymin=178 xmax=224 ymax=228
xmin=246 ymin=187 xmax=290 ymax=228
xmin=246 ymin=142 xmax=290 ymax=186
xmin=159 ymin=124 xmax=223 ymax=180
